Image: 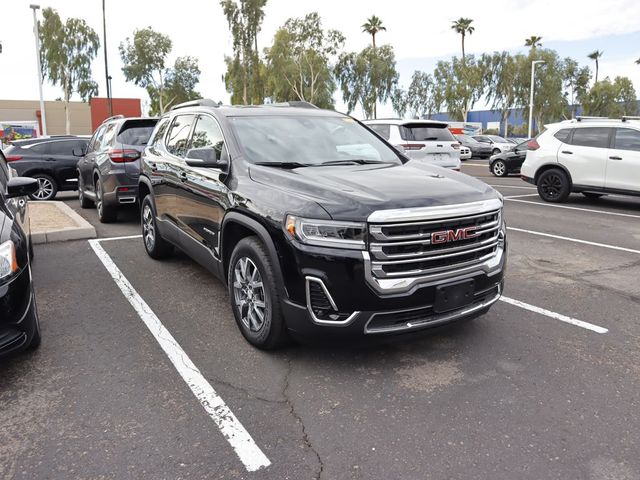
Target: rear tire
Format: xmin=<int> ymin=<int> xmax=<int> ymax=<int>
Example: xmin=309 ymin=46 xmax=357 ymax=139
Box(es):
xmin=95 ymin=177 xmax=117 ymax=223
xmin=582 ymin=192 xmax=604 ymax=199
xmin=29 ymin=174 xmax=57 ymax=201
xmin=491 ymin=160 xmax=508 ymax=177
xmin=141 ymin=195 xmax=173 ymax=259
xmin=228 ymin=237 xmax=288 ymax=350
xmin=537 ymin=168 xmax=570 ymax=203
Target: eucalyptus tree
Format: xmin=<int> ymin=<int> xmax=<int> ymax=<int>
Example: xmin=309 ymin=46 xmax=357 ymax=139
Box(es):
xmin=362 ymin=15 xmax=386 ymax=49
xmin=587 ymin=50 xmax=603 ymax=83
xmin=582 ymin=76 xmax=638 ymax=117
xmin=562 ymin=58 xmax=591 ymax=118
xmin=265 ymin=12 xmax=344 ymax=108
xmin=484 ymin=52 xmax=527 ymax=135
xmin=39 ymin=7 xmax=100 ymax=134
xmin=119 ymin=27 xmax=172 ymax=114
xmin=433 ymin=55 xmax=486 ymax=122
xmin=451 ymin=18 xmax=474 ymax=60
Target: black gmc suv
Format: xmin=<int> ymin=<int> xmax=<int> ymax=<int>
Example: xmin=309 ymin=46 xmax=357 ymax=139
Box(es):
xmin=138 ymin=100 xmax=506 ymax=349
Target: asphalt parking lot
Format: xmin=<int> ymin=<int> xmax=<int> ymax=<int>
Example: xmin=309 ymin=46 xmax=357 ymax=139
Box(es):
xmin=2 ymin=161 xmax=640 ymax=480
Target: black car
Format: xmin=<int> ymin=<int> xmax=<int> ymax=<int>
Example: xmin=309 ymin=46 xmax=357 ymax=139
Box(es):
xmin=454 ymin=134 xmax=493 ymax=158
xmin=138 ymin=100 xmax=506 ymax=349
xmin=77 ymin=115 xmax=158 ymax=223
xmin=489 ymin=140 xmax=529 ymax=177
xmin=0 ymin=150 xmax=41 ymax=357
xmin=3 ymin=136 xmax=90 ymax=201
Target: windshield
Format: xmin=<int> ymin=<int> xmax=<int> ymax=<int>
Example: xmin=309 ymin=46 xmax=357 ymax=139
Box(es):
xmin=229 ymin=115 xmax=402 ymax=166
xmin=400 ymin=124 xmax=455 ymax=142
xmin=455 ymin=134 xmax=478 ymax=143
xmin=488 ymin=135 xmax=508 ymax=143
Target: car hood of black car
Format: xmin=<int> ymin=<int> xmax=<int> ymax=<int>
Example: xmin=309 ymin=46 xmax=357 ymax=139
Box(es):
xmin=249 ymin=161 xmax=499 ymax=220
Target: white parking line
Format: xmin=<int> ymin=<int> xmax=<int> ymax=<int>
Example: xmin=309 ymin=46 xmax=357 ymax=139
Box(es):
xmin=96 ymin=234 xmax=143 ymax=242
xmin=464 ymin=163 xmax=488 ymax=167
xmin=505 ymin=198 xmax=640 ymax=219
xmin=500 ymin=296 xmax=608 ymax=334
xmin=88 ymin=239 xmax=271 ymax=472
xmin=507 ymin=226 xmax=640 ymax=255
xmin=504 ymin=194 xmax=539 ymax=199
xmin=488 ymin=185 xmax=537 ymax=190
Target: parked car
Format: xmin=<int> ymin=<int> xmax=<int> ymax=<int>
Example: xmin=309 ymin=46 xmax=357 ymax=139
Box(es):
xmin=460 ymin=145 xmax=472 ymax=160
xmin=521 ymin=117 xmax=640 ymax=202
xmin=2 ymin=136 xmax=90 ymax=201
xmin=77 ymin=115 xmax=158 ymax=222
xmin=489 ymin=140 xmax=529 ymax=177
xmin=0 ymin=150 xmax=41 ymax=358
xmin=472 ymin=135 xmax=513 ymax=155
xmin=455 ymin=134 xmax=493 ymax=158
xmin=138 ymin=100 xmax=506 ymax=349
xmin=364 ymin=119 xmax=461 ymax=169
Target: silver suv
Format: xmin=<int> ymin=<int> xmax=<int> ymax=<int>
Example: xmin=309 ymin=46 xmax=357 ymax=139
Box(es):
xmin=365 ymin=119 xmax=461 ymax=169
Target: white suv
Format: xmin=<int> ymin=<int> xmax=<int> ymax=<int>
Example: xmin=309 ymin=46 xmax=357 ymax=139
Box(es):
xmin=364 ymin=119 xmax=461 ymax=169
xmin=521 ymin=117 xmax=640 ymax=202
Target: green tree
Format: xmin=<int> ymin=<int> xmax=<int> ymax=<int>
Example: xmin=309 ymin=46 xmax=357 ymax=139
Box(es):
xmin=335 ymin=45 xmax=399 ymax=119
xmin=119 ymin=27 xmax=172 ymax=114
xmin=562 ymin=58 xmax=591 ymax=118
xmin=587 ymin=50 xmax=603 ymax=83
xmin=451 ymin=18 xmax=474 ymax=60
xmin=265 ymin=12 xmax=344 ymax=108
xmin=581 ymin=76 xmax=638 ymax=117
xmin=39 ymin=7 xmax=100 ymax=134
xmin=361 ymin=15 xmax=386 ymax=49
xmin=147 ymin=56 xmax=201 ymax=115
xmin=221 ymin=0 xmax=267 ymax=105
xmin=524 ymin=36 xmax=542 ymax=50
xmin=390 ymin=87 xmax=409 ymax=118
xmin=484 ymin=52 xmax=527 ymax=135
xmin=433 ymin=55 xmax=486 ymax=121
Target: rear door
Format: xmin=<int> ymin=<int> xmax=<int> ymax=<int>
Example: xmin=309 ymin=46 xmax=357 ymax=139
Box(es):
xmin=80 ymin=125 xmax=106 ymax=191
xmin=558 ymin=127 xmax=610 ymax=188
xmin=605 ymin=127 xmax=640 ymax=192
xmin=399 ymin=123 xmax=460 ymax=167
xmin=46 ymin=139 xmax=87 ymax=189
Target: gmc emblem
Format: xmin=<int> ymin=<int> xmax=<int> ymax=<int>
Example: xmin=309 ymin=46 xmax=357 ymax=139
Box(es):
xmin=431 ymin=226 xmax=479 ymax=244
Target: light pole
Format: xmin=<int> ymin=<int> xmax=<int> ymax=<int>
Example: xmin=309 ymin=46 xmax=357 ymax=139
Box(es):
xmin=528 ymin=60 xmax=545 ymax=139
xmin=102 ymin=0 xmax=113 ymax=117
xmin=30 ymin=4 xmax=47 ymax=137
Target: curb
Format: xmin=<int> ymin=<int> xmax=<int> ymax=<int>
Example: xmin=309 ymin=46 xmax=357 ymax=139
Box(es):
xmin=30 ymin=201 xmax=97 ymax=244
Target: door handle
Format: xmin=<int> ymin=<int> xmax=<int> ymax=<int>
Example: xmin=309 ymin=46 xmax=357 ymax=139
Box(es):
xmin=150 ymin=163 xmax=158 ymax=171
xmin=609 ymin=156 xmax=623 ymax=160
xmin=561 ymin=150 xmax=573 ymax=155
xmin=179 ymin=172 xmax=188 ymax=182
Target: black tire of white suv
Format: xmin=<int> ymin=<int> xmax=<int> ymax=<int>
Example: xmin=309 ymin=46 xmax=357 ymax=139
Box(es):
xmin=537 ymin=168 xmax=570 ymax=203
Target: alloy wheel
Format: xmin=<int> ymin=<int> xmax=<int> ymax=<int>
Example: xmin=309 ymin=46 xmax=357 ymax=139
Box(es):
xmin=493 ymin=161 xmax=506 ymax=176
xmin=142 ymin=204 xmax=155 ymax=251
xmin=33 ymin=177 xmax=54 ymax=200
xmin=232 ymin=257 xmax=267 ymax=332
xmin=96 ymin=180 xmax=103 ymax=216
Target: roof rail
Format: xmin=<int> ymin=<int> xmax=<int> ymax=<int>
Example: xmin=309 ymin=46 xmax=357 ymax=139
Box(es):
xmin=622 ymin=116 xmax=640 ymax=122
xmin=171 ymin=99 xmax=221 ymax=111
xmin=268 ymin=101 xmax=319 ymax=109
xmin=575 ymin=116 xmax=610 ymax=122
xmin=101 ymin=114 xmax=125 ymax=124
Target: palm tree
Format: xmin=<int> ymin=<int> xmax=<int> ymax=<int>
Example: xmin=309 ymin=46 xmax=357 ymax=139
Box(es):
xmin=636 ymin=58 xmax=640 ymax=65
xmin=588 ymin=50 xmax=603 ymax=83
xmin=451 ymin=17 xmax=474 ymax=60
xmin=524 ymin=36 xmax=543 ymax=50
xmin=362 ymin=15 xmax=386 ymax=49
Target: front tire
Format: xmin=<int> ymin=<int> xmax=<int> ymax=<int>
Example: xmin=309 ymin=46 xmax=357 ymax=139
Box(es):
xmin=78 ymin=174 xmax=94 ymax=208
xmin=141 ymin=195 xmax=173 ymax=259
xmin=29 ymin=174 xmax=57 ymax=201
xmin=228 ymin=237 xmax=288 ymax=350
xmin=95 ymin=177 xmax=117 ymax=223
xmin=491 ymin=160 xmax=508 ymax=177
xmin=537 ymin=168 xmax=570 ymax=203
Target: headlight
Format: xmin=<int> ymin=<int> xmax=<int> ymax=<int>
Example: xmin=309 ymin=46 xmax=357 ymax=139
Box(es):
xmin=285 ymin=215 xmax=366 ymax=250
xmin=0 ymin=240 xmax=18 ymax=281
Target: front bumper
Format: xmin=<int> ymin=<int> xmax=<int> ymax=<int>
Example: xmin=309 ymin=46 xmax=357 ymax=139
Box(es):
xmin=0 ymin=266 xmax=37 ymax=356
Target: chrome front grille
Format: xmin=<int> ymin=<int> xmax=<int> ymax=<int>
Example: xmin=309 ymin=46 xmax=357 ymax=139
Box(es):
xmin=368 ymin=203 xmax=502 ymax=280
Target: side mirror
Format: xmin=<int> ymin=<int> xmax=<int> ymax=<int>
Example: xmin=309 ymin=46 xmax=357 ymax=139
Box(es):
xmin=72 ymin=147 xmax=85 ymax=157
xmin=6 ymin=177 xmax=39 ymax=198
xmin=185 ymin=147 xmax=226 ymax=168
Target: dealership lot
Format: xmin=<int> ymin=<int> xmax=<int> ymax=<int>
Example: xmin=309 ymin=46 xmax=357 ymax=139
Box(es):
xmin=2 ymin=163 xmax=640 ymax=479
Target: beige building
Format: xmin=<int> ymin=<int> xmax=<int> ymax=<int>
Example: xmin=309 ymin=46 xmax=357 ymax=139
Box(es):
xmin=0 ymin=99 xmax=92 ymax=136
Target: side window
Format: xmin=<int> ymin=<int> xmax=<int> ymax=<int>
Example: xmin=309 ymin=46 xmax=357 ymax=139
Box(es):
xmin=148 ymin=117 xmax=170 ymax=151
xmin=614 ymin=128 xmax=640 ymax=151
xmin=166 ymin=115 xmax=195 ymax=158
xmin=29 ymin=142 xmax=50 ymax=155
xmin=570 ymin=128 xmax=610 ymax=149
xmin=48 ymin=140 xmax=81 ymax=155
xmin=100 ymin=123 xmax=118 ymax=151
xmin=553 ymin=129 xmax=572 ymax=143
xmin=190 ymin=115 xmax=229 ymax=162
xmin=369 ymin=124 xmax=390 ymax=140
xmin=88 ymin=125 xmax=106 ymax=153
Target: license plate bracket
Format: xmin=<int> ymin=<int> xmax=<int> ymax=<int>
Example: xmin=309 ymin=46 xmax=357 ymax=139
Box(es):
xmin=433 ymin=279 xmax=476 ymax=314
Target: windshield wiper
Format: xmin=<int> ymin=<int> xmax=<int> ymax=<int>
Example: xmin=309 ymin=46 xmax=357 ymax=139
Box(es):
xmin=319 ymin=159 xmax=390 ymax=166
xmin=253 ymin=161 xmax=310 ymax=169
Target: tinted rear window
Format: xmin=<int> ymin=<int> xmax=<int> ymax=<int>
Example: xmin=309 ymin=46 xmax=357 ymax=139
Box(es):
xmin=117 ymin=120 xmax=158 ymax=146
xmin=400 ymin=124 xmax=454 ymax=141
xmin=554 ymin=129 xmax=571 ymax=143
xmin=570 ymin=128 xmax=610 ymax=148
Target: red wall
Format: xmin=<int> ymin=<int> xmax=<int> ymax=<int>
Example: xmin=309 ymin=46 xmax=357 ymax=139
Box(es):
xmin=90 ymin=98 xmax=142 ymax=132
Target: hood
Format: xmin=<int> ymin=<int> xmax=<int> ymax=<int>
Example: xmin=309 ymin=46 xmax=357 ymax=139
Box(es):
xmin=249 ymin=161 xmax=499 ymax=220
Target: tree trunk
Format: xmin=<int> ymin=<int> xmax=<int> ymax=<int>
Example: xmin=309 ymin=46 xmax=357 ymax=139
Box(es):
xmin=242 ymin=55 xmax=248 ymax=105
xmin=64 ymin=84 xmax=71 ymax=135
xmin=461 ymin=34 xmax=465 ymax=61
xmin=595 ymin=60 xmax=599 ymax=83
xmin=372 ymin=33 xmax=376 ymax=49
